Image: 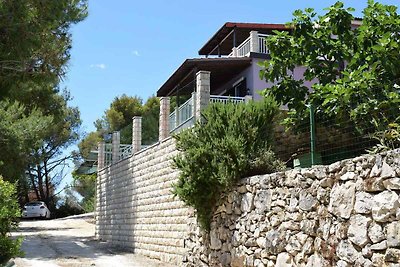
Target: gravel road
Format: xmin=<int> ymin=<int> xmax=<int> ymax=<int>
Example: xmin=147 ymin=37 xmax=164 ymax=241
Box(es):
xmin=12 ymin=213 xmax=171 ymax=267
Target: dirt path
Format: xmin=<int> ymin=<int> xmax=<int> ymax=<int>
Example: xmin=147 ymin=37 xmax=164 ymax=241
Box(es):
xmin=12 ymin=213 xmax=171 ymax=267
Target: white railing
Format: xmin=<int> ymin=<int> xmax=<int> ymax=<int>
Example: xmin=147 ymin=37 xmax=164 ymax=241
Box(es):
xmin=169 ymin=95 xmax=195 ymax=133
xmin=119 ymin=144 xmax=132 ymax=160
xmin=210 ymin=95 xmax=246 ymax=104
xmin=228 ymin=33 xmax=270 ymax=57
xmin=236 ymin=36 xmax=251 ymax=57
xmin=258 ymin=34 xmax=270 ymax=54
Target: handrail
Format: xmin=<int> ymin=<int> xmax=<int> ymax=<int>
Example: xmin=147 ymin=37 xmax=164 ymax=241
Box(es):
xmin=236 ymin=36 xmax=251 ymax=57
xmin=210 ymin=95 xmax=245 ymax=104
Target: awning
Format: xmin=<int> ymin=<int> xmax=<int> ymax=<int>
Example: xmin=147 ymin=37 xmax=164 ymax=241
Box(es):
xmin=198 ymin=22 xmax=290 ymax=56
xmin=157 ymin=57 xmax=252 ymax=97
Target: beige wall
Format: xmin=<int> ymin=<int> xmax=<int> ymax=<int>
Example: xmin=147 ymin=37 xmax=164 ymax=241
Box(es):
xmin=96 ymin=137 xmax=192 ymax=264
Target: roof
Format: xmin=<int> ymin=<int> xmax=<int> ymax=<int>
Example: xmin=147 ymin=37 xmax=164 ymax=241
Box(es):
xmin=198 ymin=22 xmax=290 ymax=56
xmin=157 ymin=57 xmax=252 ymax=97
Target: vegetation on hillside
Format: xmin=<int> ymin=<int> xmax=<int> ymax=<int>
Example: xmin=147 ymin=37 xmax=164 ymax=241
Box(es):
xmin=0 ymin=177 xmax=23 ymax=264
xmin=259 ymin=0 xmax=400 ymax=145
xmin=173 ymin=97 xmax=284 ymax=230
xmin=0 ymin=0 xmax=88 ymax=209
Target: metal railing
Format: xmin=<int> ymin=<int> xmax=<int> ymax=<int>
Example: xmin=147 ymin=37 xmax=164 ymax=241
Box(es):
xmin=169 ymin=95 xmax=195 ymax=133
xmin=210 ymin=95 xmax=246 ymax=104
xmin=119 ymin=144 xmax=132 ymax=160
xmin=104 ymin=144 xmax=113 ymax=167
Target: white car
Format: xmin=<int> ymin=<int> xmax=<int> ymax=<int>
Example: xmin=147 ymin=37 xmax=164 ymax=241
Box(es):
xmin=22 ymin=201 xmax=51 ymax=219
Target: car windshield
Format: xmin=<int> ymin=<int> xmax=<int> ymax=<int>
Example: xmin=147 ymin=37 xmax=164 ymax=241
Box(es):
xmin=25 ymin=202 xmax=43 ymax=206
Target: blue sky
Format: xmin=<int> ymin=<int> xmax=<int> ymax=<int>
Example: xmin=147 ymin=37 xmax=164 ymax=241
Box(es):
xmin=64 ymin=0 xmax=400 ymax=135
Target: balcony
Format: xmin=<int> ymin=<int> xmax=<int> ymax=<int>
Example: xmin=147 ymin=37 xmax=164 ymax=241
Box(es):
xmin=228 ymin=32 xmax=269 ymax=57
xmin=169 ymin=94 xmax=247 ymax=134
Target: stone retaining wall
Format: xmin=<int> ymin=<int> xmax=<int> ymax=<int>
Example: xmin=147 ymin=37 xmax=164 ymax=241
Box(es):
xmin=96 ymin=137 xmax=192 ymax=264
xmin=185 ymin=149 xmax=400 ymax=267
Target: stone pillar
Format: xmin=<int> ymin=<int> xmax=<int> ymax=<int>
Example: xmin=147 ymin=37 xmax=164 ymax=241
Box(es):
xmin=112 ymin=131 xmax=120 ymax=164
xmin=245 ymin=95 xmax=253 ymax=103
xmin=132 ymin=116 xmax=142 ymax=153
xmin=97 ymin=141 xmax=105 ymax=170
xmin=195 ymin=71 xmax=211 ymax=122
xmin=250 ymin=31 xmax=259 ymax=53
xmin=159 ymin=97 xmax=170 ymax=141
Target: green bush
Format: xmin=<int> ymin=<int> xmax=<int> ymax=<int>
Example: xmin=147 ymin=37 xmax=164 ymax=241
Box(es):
xmin=0 ymin=177 xmax=23 ymax=264
xmin=173 ymin=96 xmax=284 ymax=230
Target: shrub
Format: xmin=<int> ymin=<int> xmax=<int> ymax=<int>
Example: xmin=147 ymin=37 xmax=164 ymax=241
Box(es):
xmin=0 ymin=177 xmax=23 ymax=264
xmin=173 ymin=96 xmax=284 ymax=230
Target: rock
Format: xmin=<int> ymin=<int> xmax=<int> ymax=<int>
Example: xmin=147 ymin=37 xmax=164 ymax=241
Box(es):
xmin=254 ymin=190 xmax=272 ymax=213
xmin=232 ymin=231 xmax=240 ymax=246
xmin=340 ymin=172 xmax=357 ymax=181
xmin=355 ymin=257 xmax=373 ymax=267
xmin=256 ymin=237 xmax=266 ymax=249
xmin=244 ymin=237 xmax=257 ymax=247
xmin=241 ymin=193 xmax=254 ymax=213
xmin=328 ymin=182 xmax=356 ymax=219
xmin=219 ymin=253 xmax=231 ymax=266
xmin=348 ymin=215 xmax=371 ymax=247
xmin=385 ymin=248 xmax=400 ymax=263
xmin=320 ymin=177 xmax=334 ymax=188
xmin=387 ymin=222 xmax=400 ymax=247
xmin=301 ymin=169 xmax=316 ymax=178
xmin=336 ymin=240 xmax=359 ymax=263
xmin=275 ymin=252 xmax=294 ymax=267
xmin=335 ymin=222 xmax=349 ymax=239
xmin=231 ymin=255 xmax=246 ymax=267
xmin=285 ymin=235 xmax=302 ymax=255
xmin=364 ymin=176 xmax=385 ymax=192
xmin=302 ymin=237 xmax=314 ymax=255
xmin=362 ymin=244 xmax=373 ymax=258
xmin=383 ymin=178 xmax=400 ymax=190
xmin=288 ymin=194 xmax=298 ymax=212
xmin=299 ymin=191 xmax=317 ymax=211
xmin=328 ymin=161 xmax=343 ymax=173
xmin=300 ymin=219 xmax=318 ymax=236
xmin=264 ymin=230 xmax=285 ymax=254
xmin=210 ymin=228 xmax=222 ymax=250
xmin=368 ymin=222 xmax=385 ymax=244
xmin=354 ymin=192 xmax=373 ymax=214
xmin=336 ymin=260 xmax=350 ymax=267
xmin=305 ymin=253 xmax=329 ymax=267
xmin=237 ymin=185 xmax=248 ymax=193
xmin=254 ymin=259 xmax=264 ymax=267
xmin=371 ymin=191 xmax=400 ymax=222
xmin=381 ymin=161 xmax=396 ymax=178
xmin=370 ymin=240 xmax=387 ymax=250
xmin=370 ymin=155 xmax=382 ymax=177
xmin=371 ymin=253 xmax=385 ymax=266
xmin=245 ymin=255 xmax=254 ymax=266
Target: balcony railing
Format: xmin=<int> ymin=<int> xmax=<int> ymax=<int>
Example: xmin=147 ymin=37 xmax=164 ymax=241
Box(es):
xmin=228 ymin=33 xmax=270 ymax=57
xmin=236 ymin=36 xmax=251 ymax=57
xmin=258 ymin=34 xmax=270 ymax=54
xmin=169 ymin=95 xmax=195 ymax=133
xmin=119 ymin=144 xmax=132 ymax=160
xmin=210 ymin=95 xmax=246 ymax=104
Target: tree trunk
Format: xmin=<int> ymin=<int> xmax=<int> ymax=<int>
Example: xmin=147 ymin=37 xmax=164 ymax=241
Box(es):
xmin=28 ymin=169 xmax=40 ymax=201
xmin=37 ymin=165 xmax=46 ymax=201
